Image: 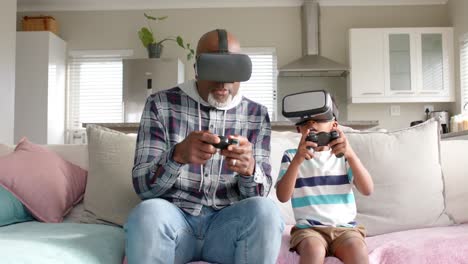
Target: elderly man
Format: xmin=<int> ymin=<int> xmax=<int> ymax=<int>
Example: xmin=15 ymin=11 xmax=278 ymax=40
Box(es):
xmin=125 ymin=29 xmax=284 ymax=264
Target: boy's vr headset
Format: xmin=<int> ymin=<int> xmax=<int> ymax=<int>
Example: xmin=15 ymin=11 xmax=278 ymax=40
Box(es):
xmin=195 ymin=29 xmax=252 ymax=83
xmin=282 ymin=90 xmax=339 ymax=126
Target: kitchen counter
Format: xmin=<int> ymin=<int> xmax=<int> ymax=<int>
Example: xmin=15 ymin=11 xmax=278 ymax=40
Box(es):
xmin=83 ymin=123 xmax=140 ymax=134
xmin=84 ymin=120 xmax=379 ymax=134
xmin=441 ymin=130 xmax=468 ymax=140
xmin=271 ymin=120 xmax=379 ymax=131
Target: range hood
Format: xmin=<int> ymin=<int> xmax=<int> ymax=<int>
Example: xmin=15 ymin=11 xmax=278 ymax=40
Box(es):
xmin=279 ymin=1 xmax=348 ymax=77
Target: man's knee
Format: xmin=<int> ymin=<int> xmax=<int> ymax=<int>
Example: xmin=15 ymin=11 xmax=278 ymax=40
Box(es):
xmin=243 ymin=197 xmax=284 ymax=231
xmin=127 ymin=198 xmax=176 ymax=227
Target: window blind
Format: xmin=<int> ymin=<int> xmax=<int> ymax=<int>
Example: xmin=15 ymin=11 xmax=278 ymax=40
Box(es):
xmin=241 ymin=48 xmax=278 ymax=120
xmin=67 ymin=57 xmax=123 ymax=130
xmin=461 ymin=35 xmax=468 ymax=114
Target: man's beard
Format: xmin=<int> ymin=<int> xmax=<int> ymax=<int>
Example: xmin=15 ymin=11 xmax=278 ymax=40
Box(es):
xmin=207 ymin=93 xmax=233 ymax=108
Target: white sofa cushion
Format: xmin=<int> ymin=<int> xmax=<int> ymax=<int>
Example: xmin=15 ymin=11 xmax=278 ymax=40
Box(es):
xmin=0 ymin=144 xmax=13 ymax=157
xmin=440 ymin=140 xmax=468 ymax=224
xmin=46 ymin=145 xmax=89 ymax=170
xmin=84 ymin=125 xmax=140 ymax=226
xmin=269 ymin=131 xmax=299 ymax=225
xmin=346 ymin=119 xmax=451 ymax=236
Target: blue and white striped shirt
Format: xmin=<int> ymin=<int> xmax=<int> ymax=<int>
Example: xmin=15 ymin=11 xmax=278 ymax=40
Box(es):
xmin=132 ymin=80 xmax=272 ymax=216
xmin=278 ymin=149 xmax=356 ymax=228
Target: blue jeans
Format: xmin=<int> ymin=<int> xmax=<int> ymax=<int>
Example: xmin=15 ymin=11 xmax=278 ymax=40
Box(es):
xmin=125 ymin=197 xmax=284 ymax=264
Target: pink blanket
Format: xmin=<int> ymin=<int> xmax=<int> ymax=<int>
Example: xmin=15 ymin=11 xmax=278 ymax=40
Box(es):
xmin=125 ymin=224 xmax=468 ymax=264
xmin=277 ymin=224 xmax=468 ymax=264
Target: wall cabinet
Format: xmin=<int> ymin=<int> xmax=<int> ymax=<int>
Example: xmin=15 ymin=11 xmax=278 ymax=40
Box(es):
xmin=349 ymin=28 xmax=454 ymax=103
xmin=15 ymin=32 xmax=67 ymax=144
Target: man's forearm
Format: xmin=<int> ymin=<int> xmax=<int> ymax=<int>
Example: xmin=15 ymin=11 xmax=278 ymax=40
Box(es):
xmin=133 ymin=146 xmax=183 ymax=199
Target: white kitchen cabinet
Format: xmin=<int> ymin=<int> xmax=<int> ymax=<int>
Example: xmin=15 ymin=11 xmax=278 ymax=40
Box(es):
xmin=15 ymin=32 xmax=67 ymax=144
xmin=349 ymin=28 xmax=454 ymax=103
xmin=348 ymin=29 xmax=386 ymax=99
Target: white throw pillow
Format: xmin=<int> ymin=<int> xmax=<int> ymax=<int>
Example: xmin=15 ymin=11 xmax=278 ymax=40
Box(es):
xmin=47 ymin=144 xmax=89 ymax=170
xmin=84 ymin=125 xmax=141 ymax=226
xmin=347 ymin=119 xmax=452 ymax=236
xmin=440 ymin=140 xmax=468 ymax=224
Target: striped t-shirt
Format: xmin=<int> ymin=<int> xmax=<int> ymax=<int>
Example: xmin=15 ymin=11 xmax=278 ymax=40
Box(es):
xmin=277 ymin=149 xmax=356 ymax=228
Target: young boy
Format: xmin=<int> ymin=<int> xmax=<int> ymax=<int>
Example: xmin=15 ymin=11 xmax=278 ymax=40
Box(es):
xmin=276 ymin=111 xmax=374 ymax=264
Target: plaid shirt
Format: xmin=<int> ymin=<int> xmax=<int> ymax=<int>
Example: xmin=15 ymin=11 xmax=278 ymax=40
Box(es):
xmin=132 ymin=81 xmax=272 ymax=216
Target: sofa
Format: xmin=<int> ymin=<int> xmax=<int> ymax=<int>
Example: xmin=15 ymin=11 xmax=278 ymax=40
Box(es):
xmin=1 ymin=119 xmax=468 ymax=264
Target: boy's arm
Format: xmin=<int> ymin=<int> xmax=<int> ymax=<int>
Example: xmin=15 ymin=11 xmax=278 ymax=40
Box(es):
xmin=276 ymin=130 xmax=317 ymax=202
xmin=346 ymin=149 xmax=373 ymax=196
xmin=276 ymin=158 xmax=301 ymax=203
xmin=330 ymin=128 xmax=374 ymax=196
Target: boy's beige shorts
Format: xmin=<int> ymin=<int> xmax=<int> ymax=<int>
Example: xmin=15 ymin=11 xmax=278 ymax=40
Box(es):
xmin=290 ymin=225 xmax=366 ymax=255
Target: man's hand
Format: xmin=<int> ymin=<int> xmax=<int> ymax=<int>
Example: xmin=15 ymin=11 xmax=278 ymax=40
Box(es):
xmin=173 ymin=131 xmax=219 ymax=164
xmin=221 ymin=135 xmax=255 ymax=176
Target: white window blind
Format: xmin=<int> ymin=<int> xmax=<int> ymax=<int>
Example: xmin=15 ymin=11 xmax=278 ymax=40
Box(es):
xmin=67 ymin=56 xmax=123 ymax=130
xmin=241 ymin=48 xmax=278 ymax=120
xmin=461 ymin=34 xmax=468 ymax=114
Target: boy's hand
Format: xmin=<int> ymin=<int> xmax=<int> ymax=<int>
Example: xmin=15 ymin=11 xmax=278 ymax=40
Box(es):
xmin=329 ymin=128 xmax=352 ymax=158
xmin=293 ymin=129 xmax=317 ymax=163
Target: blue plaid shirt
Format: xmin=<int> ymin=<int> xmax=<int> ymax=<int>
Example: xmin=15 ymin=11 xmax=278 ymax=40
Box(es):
xmin=132 ymin=80 xmax=272 ymax=216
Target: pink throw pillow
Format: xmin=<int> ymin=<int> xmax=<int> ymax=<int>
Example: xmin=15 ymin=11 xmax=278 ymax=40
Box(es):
xmin=0 ymin=138 xmax=87 ymax=223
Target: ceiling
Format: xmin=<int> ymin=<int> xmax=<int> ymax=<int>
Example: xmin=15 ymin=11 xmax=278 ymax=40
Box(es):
xmin=17 ymin=0 xmax=449 ymax=12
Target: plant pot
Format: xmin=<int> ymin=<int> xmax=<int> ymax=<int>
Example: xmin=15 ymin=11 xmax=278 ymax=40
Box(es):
xmin=147 ymin=43 xmax=163 ymax=58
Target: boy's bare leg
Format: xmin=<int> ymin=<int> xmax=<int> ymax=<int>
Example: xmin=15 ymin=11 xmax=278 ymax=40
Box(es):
xmin=334 ymin=238 xmax=369 ymax=264
xmin=296 ymin=237 xmax=326 ymax=264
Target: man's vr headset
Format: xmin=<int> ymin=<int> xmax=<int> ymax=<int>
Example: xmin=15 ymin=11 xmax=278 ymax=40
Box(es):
xmin=282 ymin=90 xmax=339 ymax=126
xmin=195 ymin=29 xmax=252 ymax=83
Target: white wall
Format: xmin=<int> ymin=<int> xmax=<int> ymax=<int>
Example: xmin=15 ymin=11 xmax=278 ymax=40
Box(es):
xmin=17 ymin=7 xmax=302 ymax=80
xmin=448 ymin=0 xmax=468 ymax=114
xmin=0 ymin=0 xmax=17 ymax=144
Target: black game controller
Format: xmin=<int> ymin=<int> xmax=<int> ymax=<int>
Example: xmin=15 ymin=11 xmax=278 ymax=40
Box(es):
xmin=212 ymin=135 xmax=239 ymax=150
xmin=305 ymin=131 xmax=344 ymax=158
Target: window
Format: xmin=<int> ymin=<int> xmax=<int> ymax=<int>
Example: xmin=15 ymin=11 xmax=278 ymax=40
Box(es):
xmin=67 ymin=55 xmax=124 ymax=131
xmin=241 ymin=48 xmax=278 ymax=120
xmin=461 ymin=33 xmax=468 ymax=114
xmin=66 ymin=50 xmax=132 ymax=143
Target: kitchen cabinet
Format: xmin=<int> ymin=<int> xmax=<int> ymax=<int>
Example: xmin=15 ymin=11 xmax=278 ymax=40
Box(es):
xmin=349 ymin=27 xmax=454 ymax=103
xmin=15 ymin=31 xmax=67 ymax=144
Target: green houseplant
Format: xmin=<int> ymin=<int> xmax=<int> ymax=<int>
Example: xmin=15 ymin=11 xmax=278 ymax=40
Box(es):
xmin=138 ymin=13 xmax=194 ymax=60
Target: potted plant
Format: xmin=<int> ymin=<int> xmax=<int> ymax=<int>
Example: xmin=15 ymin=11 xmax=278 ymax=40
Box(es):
xmin=138 ymin=13 xmax=194 ymax=60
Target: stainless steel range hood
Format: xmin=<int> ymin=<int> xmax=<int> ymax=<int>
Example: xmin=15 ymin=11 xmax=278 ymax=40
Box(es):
xmin=279 ymin=1 xmax=348 ymax=77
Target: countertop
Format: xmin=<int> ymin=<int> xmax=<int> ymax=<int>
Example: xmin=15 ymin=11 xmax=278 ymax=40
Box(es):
xmin=441 ymin=130 xmax=468 ymax=140
xmin=83 ymin=120 xmax=379 ymax=133
xmin=270 ymin=120 xmax=379 ymax=131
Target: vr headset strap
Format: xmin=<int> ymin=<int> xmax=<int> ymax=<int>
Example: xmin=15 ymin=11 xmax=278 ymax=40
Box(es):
xmin=216 ymin=29 xmax=228 ymax=53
